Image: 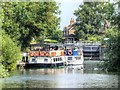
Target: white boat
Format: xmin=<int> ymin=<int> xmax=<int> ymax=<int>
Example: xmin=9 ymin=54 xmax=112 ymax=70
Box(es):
xmin=23 ymin=43 xmax=84 ymax=68
xmin=63 ymin=44 xmax=84 ymax=69
xmin=26 ymin=43 xmax=65 ymax=68
xmin=65 ymin=55 xmax=84 ymax=65
xmin=28 ymin=56 xmax=65 ymax=68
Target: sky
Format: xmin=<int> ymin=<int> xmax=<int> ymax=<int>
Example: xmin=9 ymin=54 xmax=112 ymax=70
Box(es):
xmin=55 ymin=0 xmax=83 ymax=30
xmin=55 ymin=0 xmax=114 ymax=30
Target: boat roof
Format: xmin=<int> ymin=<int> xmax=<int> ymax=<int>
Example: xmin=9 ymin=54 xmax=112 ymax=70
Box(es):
xmin=30 ymin=43 xmax=63 ymax=47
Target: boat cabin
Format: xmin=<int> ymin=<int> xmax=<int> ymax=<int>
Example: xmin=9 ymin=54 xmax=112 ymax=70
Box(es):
xmin=64 ymin=43 xmax=83 ymax=56
xmin=29 ymin=43 xmax=65 ymax=57
xmin=30 ymin=43 xmax=63 ymax=51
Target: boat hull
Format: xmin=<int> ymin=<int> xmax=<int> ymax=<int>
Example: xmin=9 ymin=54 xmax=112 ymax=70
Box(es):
xmin=65 ymin=55 xmax=84 ymax=66
xmin=25 ymin=62 xmax=64 ymax=68
xmin=25 ymin=56 xmax=65 ymax=68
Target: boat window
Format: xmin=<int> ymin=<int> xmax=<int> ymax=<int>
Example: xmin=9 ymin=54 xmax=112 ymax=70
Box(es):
xmin=74 ymin=47 xmax=79 ymax=50
xmin=60 ymin=58 xmax=62 ymax=61
xmin=58 ymin=58 xmax=60 ymax=61
xmin=32 ymin=58 xmax=36 ymax=62
xmin=54 ymin=46 xmax=58 ymax=50
xmin=75 ymin=57 xmax=81 ymax=60
xmin=83 ymin=47 xmax=91 ymax=50
xmin=44 ymin=59 xmax=48 ymax=62
xmin=59 ymin=58 xmax=61 ymax=61
xmin=30 ymin=44 xmax=50 ymax=51
xmin=55 ymin=58 xmax=56 ymax=62
xmin=68 ymin=57 xmax=72 ymax=60
xmin=56 ymin=58 xmax=57 ymax=61
xmin=92 ymin=47 xmax=99 ymax=50
xmin=53 ymin=58 xmax=56 ymax=62
xmin=50 ymin=47 xmax=53 ymax=51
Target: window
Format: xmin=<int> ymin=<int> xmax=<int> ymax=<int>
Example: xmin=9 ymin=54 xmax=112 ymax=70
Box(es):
xmin=53 ymin=58 xmax=56 ymax=62
xmin=75 ymin=57 xmax=81 ymax=60
xmin=58 ymin=58 xmax=60 ymax=61
xmin=44 ymin=59 xmax=48 ymax=62
xmin=68 ymin=57 xmax=72 ymax=60
xmin=32 ymin=58 xmax=36 ymax=62
xmin=83 ymin=47 xmax=91 ymax=50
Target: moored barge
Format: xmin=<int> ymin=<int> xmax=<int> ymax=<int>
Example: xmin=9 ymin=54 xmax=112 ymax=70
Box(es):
xmin=17 ymin=43 xmax=84 ymax=68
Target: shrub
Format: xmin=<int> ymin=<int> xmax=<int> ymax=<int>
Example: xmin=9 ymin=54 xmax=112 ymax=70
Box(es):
xmin=0 ymin=30 xmax=21 ymax=77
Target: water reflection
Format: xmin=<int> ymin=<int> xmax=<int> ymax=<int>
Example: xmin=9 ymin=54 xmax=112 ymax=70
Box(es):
xmin=1 ymin=66 xmax=118 ymax=88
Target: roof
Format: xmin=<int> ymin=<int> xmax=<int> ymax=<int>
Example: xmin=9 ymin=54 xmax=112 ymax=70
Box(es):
xmin=30 ymin=43 xmax=63 ymax=47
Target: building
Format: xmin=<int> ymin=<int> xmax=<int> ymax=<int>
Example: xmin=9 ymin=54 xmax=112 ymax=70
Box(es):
xmin=63 ymin=18 xmax=77 ymax=43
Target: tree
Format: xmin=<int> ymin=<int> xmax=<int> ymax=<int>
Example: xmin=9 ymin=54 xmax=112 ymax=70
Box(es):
xmin=74 ymin=2 xmax=115 ymax=40
xmin=2 ymin=1 xmax=60 ymax=50
xmin=50 ymin=29 xmax=63 ymax=42
xmin=103 ymin=1 xmax=120 ymax=71
xmin=103 ymin=28 xmax=119 ymax=71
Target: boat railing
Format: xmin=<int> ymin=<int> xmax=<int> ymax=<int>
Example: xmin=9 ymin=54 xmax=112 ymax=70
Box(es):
xmin=64 ymin=41 xmax=101 ymax=46
xmin=29 ymin=50 xmax=65 ymax=57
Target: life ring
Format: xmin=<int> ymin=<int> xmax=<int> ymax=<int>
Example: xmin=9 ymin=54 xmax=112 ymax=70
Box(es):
xmin=51 ymin=52 xmax=56 ymax=56
xmin=44 ymin=52 xmax=47 ymax=56
xmin=45 ymin=52 xmax=50 ymax=56
xmin=35 ymin=51 xmax=40 ymax=56
xmin=39 ymin=51 xmax=41 ymax=56
xmin=29 ymin=52 xmax=35 ymax=57
xmin=68 ymin=50 xmax=72 ymax=55
xmin=43 ymin=52 xmax=49 ymax=56
xmin=61 ymin=51 xmax=65 ymax=56
xmin=64 ymin=51 xmax=67 ymax=55
xmin=40 ymin=52 xmax=45 ymax=56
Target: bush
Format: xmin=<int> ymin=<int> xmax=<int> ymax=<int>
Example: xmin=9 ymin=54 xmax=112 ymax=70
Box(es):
xmin=89 ymin=37 xmax=96 ymax=41
xmin=87 ymin=35 xmax=102 ymax=42
xmin=0 ymin=64 xmax=9 ymax=78
xmin=0 ymin=30 xmax=21 ymax=77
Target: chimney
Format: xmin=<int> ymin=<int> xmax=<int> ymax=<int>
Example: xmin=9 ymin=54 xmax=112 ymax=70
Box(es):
xmin=70 ymin=18 xmax=74 ymax=25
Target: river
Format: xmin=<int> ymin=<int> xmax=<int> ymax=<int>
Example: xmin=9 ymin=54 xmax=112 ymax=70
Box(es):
xmin=0 ymin=61 xmax=119 ymax=89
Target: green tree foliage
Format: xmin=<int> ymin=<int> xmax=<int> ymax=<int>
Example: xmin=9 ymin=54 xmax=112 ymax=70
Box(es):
xmin=0 ymin=30 xmax=21 ymax=77
xmin=103 ymin=28 xmax=120 ymax=71
xmin=103 ymin=1 xmax=120 ymax=71
xmin=51 ymin=29 xmax=63 ymax=42
xmin=2 ymin=1 xmax=61 ymax=50
xmin=74 ymin=2 xmax=114 ymax=40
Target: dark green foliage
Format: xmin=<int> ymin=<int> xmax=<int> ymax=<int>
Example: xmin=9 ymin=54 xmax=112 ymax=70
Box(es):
xmin=103 ymin=28 xmax=119 ymax=71
xmin=51 ymin=29 xmax=63 ymax=42
xmin=2 ymin=1 xmax=61 ymax=51
xmin=103 ymin=1 xmax=120 ymax=71
xmin=74 ymin=2 xmax=114 ymax=40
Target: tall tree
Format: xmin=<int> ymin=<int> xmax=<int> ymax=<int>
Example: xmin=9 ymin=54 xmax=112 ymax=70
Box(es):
xmin=103 ymin=1 xmax=120 ymax=71
xmin=74 ymin=2 xmax=115 ymax=40
xmin=2 ymin=1 xmax=60 ymax=50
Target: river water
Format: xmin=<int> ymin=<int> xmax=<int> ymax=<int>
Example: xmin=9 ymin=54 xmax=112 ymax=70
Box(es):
xmin=0 ymin=61 xmax=119 ymax=88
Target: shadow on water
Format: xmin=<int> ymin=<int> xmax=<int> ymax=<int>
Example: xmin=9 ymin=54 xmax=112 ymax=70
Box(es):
xmin=1 ymin=63 xmax=119 ymax=88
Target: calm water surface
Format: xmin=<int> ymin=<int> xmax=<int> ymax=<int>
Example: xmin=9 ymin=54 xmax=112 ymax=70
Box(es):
xmin=1 ymin=66 xmax=118 ymax=88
